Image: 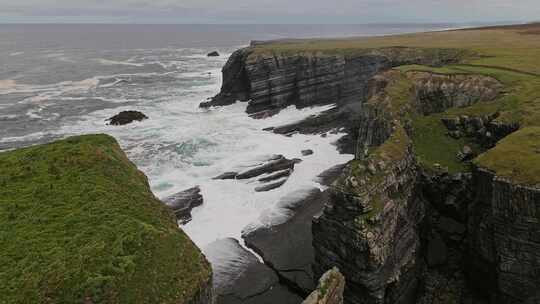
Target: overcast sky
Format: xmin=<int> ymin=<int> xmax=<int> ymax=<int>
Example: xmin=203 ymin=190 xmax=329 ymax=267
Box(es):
xmin=1 ymin=0 xmax=539 ymax=24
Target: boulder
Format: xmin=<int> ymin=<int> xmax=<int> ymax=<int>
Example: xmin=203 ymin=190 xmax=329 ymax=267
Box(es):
xmin=302 ymin=149 xmax=314 ymax=156
xmin=207 ymin=51 xmax=220 ymax=57
xmin=107 ymin=110 xmax=148 ymax=126
xmin=457 ymin=145 xmax=474 ymax=162
xmin=302 ymin=268 xmax=345 ymax=304
xmin=163 ymin=186 xmax=203 ymax=225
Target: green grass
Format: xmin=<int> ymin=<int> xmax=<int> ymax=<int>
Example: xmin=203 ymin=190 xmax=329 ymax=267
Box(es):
xmin=475 ymin=127 xmax=540 ymax=186
xmin=0 ymin=134 xmax=211 ymax=304
xmin=410 ymin=115 xmax=477 ymax=173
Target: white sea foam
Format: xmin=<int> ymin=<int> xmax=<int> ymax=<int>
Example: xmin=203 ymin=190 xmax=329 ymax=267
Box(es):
xmin=1 ymin=50 xmax=353 ymax=254
xmin=97 ymin=58 xmax=145 ymax=67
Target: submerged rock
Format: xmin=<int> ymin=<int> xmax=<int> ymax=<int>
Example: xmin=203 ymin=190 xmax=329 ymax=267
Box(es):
xmin=107 ymin=110 xmax=148 ymax=126
xmin=163 ymin=186 xmax=204 ymax=225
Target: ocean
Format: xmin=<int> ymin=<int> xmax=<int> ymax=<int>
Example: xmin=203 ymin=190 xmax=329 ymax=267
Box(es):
xmin=0 ymin=23 xmax=461 ymax=252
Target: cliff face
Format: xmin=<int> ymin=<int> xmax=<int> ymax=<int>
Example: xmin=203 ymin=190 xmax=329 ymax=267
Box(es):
xmin=468 ymin=166 xmax=540 ymax=304
xmin=207 ymin=42 xmax=538 ymax=304
xmin=202 ymin=47 xmax=467 ymax=115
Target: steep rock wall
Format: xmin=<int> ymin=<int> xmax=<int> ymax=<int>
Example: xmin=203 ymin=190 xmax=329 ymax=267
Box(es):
xmin=202 ymin=47 xmax=469 ymax=115
xmin=467 ymin=167 xmax=540 ymax=304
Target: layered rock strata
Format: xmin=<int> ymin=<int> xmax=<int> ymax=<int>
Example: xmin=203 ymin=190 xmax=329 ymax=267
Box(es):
xmin=163 ymin=186 xmax=204 ymax=225
xmin=202 ymin=47 xmax=468 ymax=116
xmin=467 ymin=167 xmax=540 ymax=304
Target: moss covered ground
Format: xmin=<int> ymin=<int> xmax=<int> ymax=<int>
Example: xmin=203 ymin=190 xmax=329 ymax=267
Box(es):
xmin=0 ymin=134 xmax=211 ymax=304
xmin=255 ymin=23 xmax=540 ymax=186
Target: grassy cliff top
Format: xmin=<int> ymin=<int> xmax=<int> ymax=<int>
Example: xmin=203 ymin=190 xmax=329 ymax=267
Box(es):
xmin=0 ymin=134 xmax=211 ymax=304
xmin=252 ymin=23 xmax=540 ymax=186
xmin=251 ymin=23 xmax=540 ymax=75
xmin=475 ymin=127 xmax=540 ymax=186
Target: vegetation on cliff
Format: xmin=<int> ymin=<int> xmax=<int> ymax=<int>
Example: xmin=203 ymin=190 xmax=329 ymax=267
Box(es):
xmin=0 ymin=134 xmax=211 ymax=304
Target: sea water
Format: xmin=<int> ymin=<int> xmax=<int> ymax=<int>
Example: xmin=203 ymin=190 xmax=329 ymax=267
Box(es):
xmin=0 ymin=23 xmax=463 ymax=252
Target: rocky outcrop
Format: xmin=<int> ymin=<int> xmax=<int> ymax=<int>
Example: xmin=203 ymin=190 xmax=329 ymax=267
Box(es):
xmin=208 ymin=51 xmax=220 ymax=57
xmin=163 ymin=186 xmax=204 ymax=225
xmin=202 ymin=47 xmax=468 ymax=115
xmin=302 ymin=268 xmax=346 ymax=304
xmin=467 ymin=167 xmax=540 ymax=304
xmin=407 ymin=72 xmax=503 ymax=115
xmin=441 ymin=113 xmax=520 ymax=148
xmin=313 ymin=126 xmax=424 ymax=304
xmin=214 ymin=155 xmax=301 ymax=192
xmin=106 ymin=110 xmax=148 ymax=125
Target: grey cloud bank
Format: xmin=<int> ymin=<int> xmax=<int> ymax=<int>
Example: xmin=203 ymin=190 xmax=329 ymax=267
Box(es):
xmin=1 ymin=0 xmax=539 ymax=23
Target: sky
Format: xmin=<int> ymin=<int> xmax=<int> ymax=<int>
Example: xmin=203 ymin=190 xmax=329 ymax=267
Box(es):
xmin=1 ymin=0 xmax=539 ymax=24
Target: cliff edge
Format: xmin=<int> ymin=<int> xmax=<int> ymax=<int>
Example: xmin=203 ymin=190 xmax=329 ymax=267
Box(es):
xmin=0 ymin=134 xmax=212 ymax=304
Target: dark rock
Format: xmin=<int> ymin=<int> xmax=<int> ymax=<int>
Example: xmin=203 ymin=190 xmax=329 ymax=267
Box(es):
xmin=206 ymin=46 xmax=466 ymax=116
xmin=301 ymin=149 xmax=314 ymax=156
xmin=467 ymin=166 xmax=540 ymax=303
xmin=313 ymin=148 xmax=424 ymax=304
xmin=249 ymin=108 xmax=281 ymax=119
xmin=162 ymin=186 xmax=203 ymax=225
xmin=107 ymin=111 xmax=148 ymax=126
xmin=437 ymin=216 xmax=466 ymax=240
xmin=207 ymin=51 xmax=220 ymax=57
xmin=236 ymin=155 xmax=297 ymax=179
xmin=427 ymin=232 xmax=448 ymax=267
xmin=213 ymin=172 xmax=238 ymax=180
xmin=258 ymin=169 xmax=293 ymax=183
xmin=316 ymin=164 xmax=347 ymax=187
xmin=243 ymin=188 xmax=326 ymax=294
xmin=255 ymin=178 xmax=288 ymax=192
xmin=205 ymin=238 xmax=302 ymax=304
xmin=441 ymin=117 xmax=460 ymax=131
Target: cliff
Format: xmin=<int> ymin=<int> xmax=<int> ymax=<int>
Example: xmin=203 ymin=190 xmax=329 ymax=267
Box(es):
xmin=201 ymin=47 xmax=469 ymax=116
xmin=206 ymin=23 xmax=540 ymax=304
xmin=0 ymin=135 xmax=212 ymax=304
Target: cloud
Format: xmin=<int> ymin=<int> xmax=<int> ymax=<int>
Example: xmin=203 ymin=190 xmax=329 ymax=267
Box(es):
xmin=1 ymin=0 xmax=539 ymax=23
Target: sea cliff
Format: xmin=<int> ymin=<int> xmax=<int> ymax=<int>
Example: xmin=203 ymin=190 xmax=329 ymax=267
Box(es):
xmin=206 ymin=23 xmax=540 ymax=304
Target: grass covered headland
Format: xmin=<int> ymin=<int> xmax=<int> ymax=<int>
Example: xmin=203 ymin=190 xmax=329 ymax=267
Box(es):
xmin=0 ymin=135 xmax=211 ymax=304
xmin=253 ymin=23 xmax=540 ymax=186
